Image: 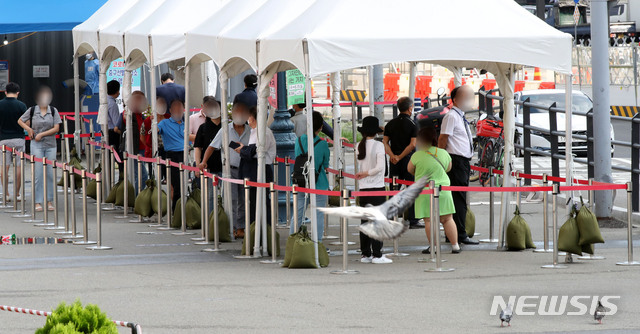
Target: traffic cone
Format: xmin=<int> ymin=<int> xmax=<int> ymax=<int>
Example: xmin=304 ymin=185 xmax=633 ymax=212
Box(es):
xmin=534 ymin=67 xmax=541 ymax=81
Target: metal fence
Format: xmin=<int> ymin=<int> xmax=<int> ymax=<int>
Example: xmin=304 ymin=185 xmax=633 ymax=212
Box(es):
xmin=477 ymin=87 xmax=640 ymax=212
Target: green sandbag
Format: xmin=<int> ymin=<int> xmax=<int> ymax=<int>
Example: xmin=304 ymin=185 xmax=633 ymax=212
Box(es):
xmin=192 ymin=188 xmax=201 ymax=207
xmin=558 ymin=213 xmax=583 ymax=256
xmin=328 ymin=184 xmax=341 ymax=207
xmin=134 ymin=180 xmax=154 ymax=217
xmin=318 ymin=242 xmax=329 ymax=268
xmin=241 ymin=222 xmax=280 ymax=257
xmin=86 ymin=165 xmax=101 ymax=199
xmin=283 ymin=232 xmax=303 ymax=268
xmin=105 ymin=180 xmax=122 ymax=204
xmin=207 ymin=196 xmax=231 ymax=242
xmin=171 ymin=195 xmax=201 ymax=229
xmin=57 ymin=150 xmax=84 ymax=188
xmin=582 ymin=243 xmax=595 ymax=255
xmin=151 ymin=184 xmax=167 ymax=217
xmin=465 ymin=206 xmax=476 ymax=238
xmin=506 ymin=206 xmax=535 ymax=251
xmin=115 ymin=180 xmax=135 ymax=207
xmin=576 ymin=199 xmax=604 ymax=245
xmin=289 ymin=237 xmax=318 ymax=269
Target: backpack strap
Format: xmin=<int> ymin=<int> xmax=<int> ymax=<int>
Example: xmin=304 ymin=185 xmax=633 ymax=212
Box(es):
xmin=29 ymin=106 xmax=57 ymax=124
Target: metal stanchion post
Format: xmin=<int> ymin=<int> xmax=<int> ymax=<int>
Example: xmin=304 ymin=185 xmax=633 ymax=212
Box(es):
xmin=331 ymin=189 xmax=358 ymax=274
xmin=46 ymin=161 xmax=63 ymax=230
xmin=330 ymin=170 xmax=353 ymax=246
xmin=0 ymin=146 xmax=10 ymax=209
xmin=273 ymin=159 xmax=279 ymax=225
xmin=114 ymin=153 xmax=129 ymax=219
xmin=192 ymin=171 xmax=207 ymax=241
xmin=418 ymin=181 xmax=446 ymax=263
xmin=55 ymin=163 xmax=72 ymax=235
xmin=292 ymin=185 xmax=299 ymax=233
xmin=386 ymin=178 xmax=409 ymax=257
xmin=480 ymin=167 xmax=498 ymax=243
xmin=578 ymin=178 xmax=605 ymax=260
xmin=74 ymin=170 xmax=96 ymax=245
xmin=9 ymin=152 xmax=26 ymax=215
xmin=149 ymin=157 xmax=164 ymax=227
xmin=172 ymin=165 xmax=195 ymax=236
xmin=234 ymin=178 xmax=254 ymax=259
xmin=110 ymin=150 xmax=115 ymax=189
xmin=87 ymin=172 xmax=112 ymax=250
xmin=617 ymin=182 xmax=640 ymax=266
xmin=129 ymin=156 xmax=145 ymax=223
xmin=542 ymin=184 xmax=567 ymax=269
xmin=261 ymin=183 xmax=281 ymax=264
xmin=202 ymin=176 xmax=226 ymax=252
xmin=425 ymin=185 xmax=455 ymax=272
xmin=157 ymin=158 xmax=175 ymax=230
xmin=534 ymin=174 xmax=553 ymax=253
xmin=63 ymin=164 xmax=83 ymax=239
xmin=35 ymin=158 xmax=54 ymax=227
xmin=283 ymin=157 xmax=291 ymax=229
xmin=23 ymin=155 xmax=43 ymax=223
xmin=102 ymin=147 xmax=116 ymax=211
xmin=516 ymin=172 xmax=522 ymax=208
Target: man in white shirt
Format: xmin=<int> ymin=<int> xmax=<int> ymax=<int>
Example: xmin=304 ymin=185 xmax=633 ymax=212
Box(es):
xmin=290 ymin=103 xmax=307 ymax=137
xmin=438 ymin=85 xmax=478 ymax=245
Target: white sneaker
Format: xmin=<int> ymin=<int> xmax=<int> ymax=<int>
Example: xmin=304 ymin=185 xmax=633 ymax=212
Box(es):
xmin=360 ymin=256 xmax=373 ymax=263
xmin=372 ymin=256 xmax=393 ymax=264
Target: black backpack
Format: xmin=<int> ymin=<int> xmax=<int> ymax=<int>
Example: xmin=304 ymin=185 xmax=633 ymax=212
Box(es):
xmin=292 ymin=137 xmax=322 ymax=187
xmin=28 ymin=106 xmax=57 ymax=125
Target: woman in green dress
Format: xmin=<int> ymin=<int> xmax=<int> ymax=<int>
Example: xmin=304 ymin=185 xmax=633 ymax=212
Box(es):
xmin=408 ymin=126 xmax=460 ymax=254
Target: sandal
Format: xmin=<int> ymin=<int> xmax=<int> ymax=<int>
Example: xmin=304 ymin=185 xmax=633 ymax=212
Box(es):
xmin=47 ymin=203 xmax=55 ymax=211
xmin=35 ymin=204 xmax=44 ymax=212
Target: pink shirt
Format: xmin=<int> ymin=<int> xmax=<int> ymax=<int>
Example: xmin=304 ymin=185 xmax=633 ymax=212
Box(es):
xmin=189 ymin=111 xmax=206 ymax=137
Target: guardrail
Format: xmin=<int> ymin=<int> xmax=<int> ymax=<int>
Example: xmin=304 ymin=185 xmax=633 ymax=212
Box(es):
xmin=477 ymin=87 xmax=640 ymax=211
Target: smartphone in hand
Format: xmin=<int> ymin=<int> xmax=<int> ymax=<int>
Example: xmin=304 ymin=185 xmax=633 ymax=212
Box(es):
xmin=229 ymin=141 xmax=241 ymax=150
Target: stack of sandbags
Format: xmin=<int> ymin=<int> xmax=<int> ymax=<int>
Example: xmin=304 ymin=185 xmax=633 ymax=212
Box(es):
xmin=558 ymin=200 xmax=604 ymax=256
xmin=57 ymin=148 xmax=84 ymax=188
xmin=171 ymin=189 xmax=201 ymax=229
xmin=86 ymin=164 xmax=101 ymax=200
xmin=240 ymin=222 xmax=280 ymax=257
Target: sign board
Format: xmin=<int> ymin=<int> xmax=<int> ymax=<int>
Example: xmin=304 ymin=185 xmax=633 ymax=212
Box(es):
xmin=573 ymin=5 xmax=580 ymax=24
xmin=106 ymin=58 xmax=142 ymax=112
xmin=340 ymin=89 xmax=367 ymax=102
xmin=268 ymin=74 xmax=277 ymax=109
xmin=0 ymin=61 xmax=8 ymax=91
xmin=286 ymin=69 xmax=305 ymax=106
xmin=33 ymin=65 xmax=49 ymax=78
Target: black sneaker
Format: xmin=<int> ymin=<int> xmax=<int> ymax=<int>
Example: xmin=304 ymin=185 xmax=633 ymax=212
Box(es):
xmin=421 ymin=247 xmax=434 ymax=254
xmin=452 ymin=247 xmax=462 ymax=254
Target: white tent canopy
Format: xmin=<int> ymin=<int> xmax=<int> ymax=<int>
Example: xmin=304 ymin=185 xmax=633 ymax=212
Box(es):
xmin=72 ymin=0 xmax=136 ymax=57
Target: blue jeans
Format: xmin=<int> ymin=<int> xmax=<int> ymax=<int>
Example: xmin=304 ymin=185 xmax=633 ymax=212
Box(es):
xmin=31 ymin=143 xmax=56 ymax=205
xmin=292 ymin=192 xmax=328 ymax=243
xmin=133 ymin=149 xmax=148 ymax=193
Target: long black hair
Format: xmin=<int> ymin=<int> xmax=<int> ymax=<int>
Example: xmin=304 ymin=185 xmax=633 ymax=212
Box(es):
xmin=417 ymin=126 xmax=438 ymax=147
xmin=357 ymin=129 xmax=379 ymax=161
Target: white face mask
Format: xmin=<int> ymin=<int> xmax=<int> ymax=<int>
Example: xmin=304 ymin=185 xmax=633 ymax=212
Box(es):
xmin=232 ymin=113 xmax=246 ymax=125
xmin=205 ymin=107 xmax=220 ymax=119
xmin=459 ymin=98 xmax=474 ymax=112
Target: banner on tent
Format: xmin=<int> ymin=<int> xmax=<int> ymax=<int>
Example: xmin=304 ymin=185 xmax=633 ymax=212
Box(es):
xmin=106 ymin=58 xmax=141 ymax=112
xmin=268 ymin=74 xmax=277 ymax=109
xmin=286 ymin=69 xmax=305 ymax=105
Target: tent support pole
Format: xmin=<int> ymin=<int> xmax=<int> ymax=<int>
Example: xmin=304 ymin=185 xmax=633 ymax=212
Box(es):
xmin=219 ymin=73 xmax=234 ymax=237
xmin=73 ymin=54 xmax=81 ymax=157
xmin=565 ymin=74 xmax=573 ymax=213
xmin=497 ymin=65 xmax=516 ymax=250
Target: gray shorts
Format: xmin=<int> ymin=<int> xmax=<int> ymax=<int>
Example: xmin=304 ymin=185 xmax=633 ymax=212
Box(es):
xmin=0 ymin=138 xmax=25 ymax=165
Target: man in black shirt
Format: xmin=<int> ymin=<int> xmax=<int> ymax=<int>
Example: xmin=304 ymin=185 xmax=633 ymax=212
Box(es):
xmin=0 ymin=82 xmax=26 ymax=201
xmin=194 ymin=96 xmax=222 ymax=174
xmin=383 ymin=96 xmax=422 ymax=228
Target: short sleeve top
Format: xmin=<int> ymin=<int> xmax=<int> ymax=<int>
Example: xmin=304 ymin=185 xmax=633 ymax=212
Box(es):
xmin=383 ymin=113 xmax=417 ymax=155
xmin=410 ymin=146 xmax=451 ymax=186
xmin=20 ymin=106 xmax=62 ymax=148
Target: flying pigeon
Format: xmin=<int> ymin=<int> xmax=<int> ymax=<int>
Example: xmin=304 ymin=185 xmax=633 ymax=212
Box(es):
xmin=317 ymin=177 xmax=429 ymax=240
xmin=500 ymin=304 xmax=513 ymax=327
xmin=594 ymin=300 xmax=606 ymax=324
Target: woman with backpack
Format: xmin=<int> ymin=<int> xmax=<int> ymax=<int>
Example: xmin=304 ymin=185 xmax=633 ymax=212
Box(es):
xmin=408 ymin=126 xmax=460 ymax=254
xmin=355 ymin=116 xmax=392 ymax=264
xmin=17 ymin=86 xmax=62 ymax=212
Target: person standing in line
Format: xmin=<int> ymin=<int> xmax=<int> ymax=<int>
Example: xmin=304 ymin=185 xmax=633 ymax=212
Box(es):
xmin=156 ymin=73 xmax=185 ymax=115
xmin=114 ymin=90 xmax=148 ymax=191
xmin=106 ymin=79 xmax=123 ymax=175
xmin=0 ymin=82 xmax=26 ymax=202
xmin=290 ymin=103 xmax=307 ymax=137
xmin=17 ymin=86 xmax=61 ymax=212
xmin=194 ymin=96 xmax=222 ymax=211
xmin=355 ymin=116 xmax=392 ymax=264
xmin=157 ymin=99 xmax=186 ymax=211
xmin=291 ymin=112 xmax=330 ymax=243
xmin=141 ymin=97 xmax=170 ymax=183
xmin=233 ymin=74 xmax=258 ymax=109
xmin=200 ymin=105 xmax=251 ymax=238
xmin=236 ymin=106 xmax=277 ymax=225
xmin=438 ymin=85 xmax=478 ymax=245
xmin=383 ymin=96 xmax=423 ymax=229
xmin=409 ymin=126 xmax=460 ymax=254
